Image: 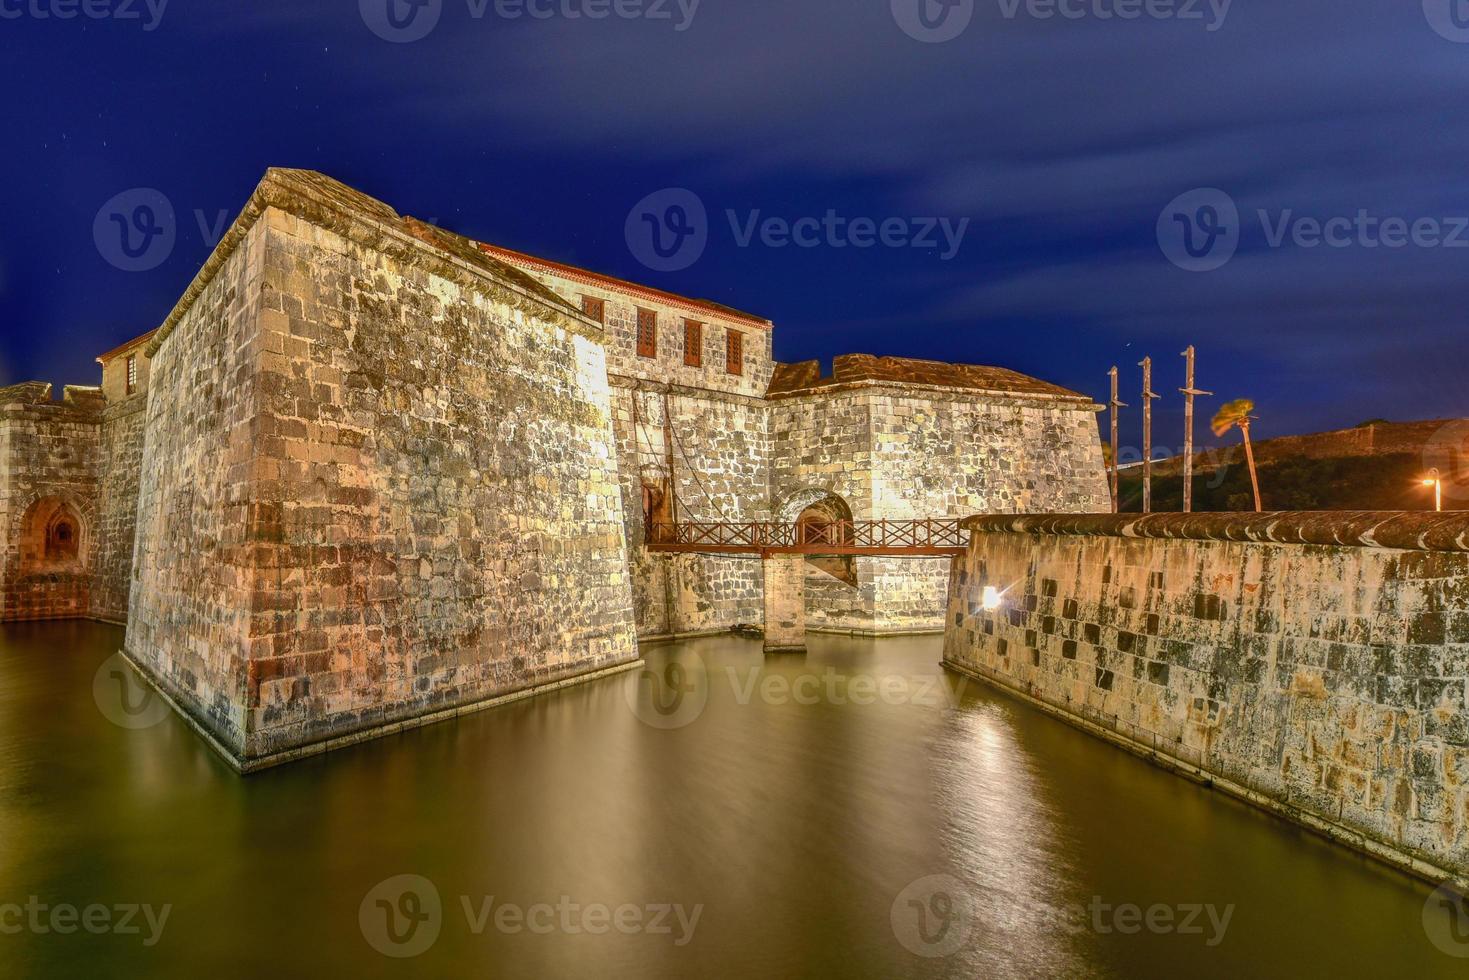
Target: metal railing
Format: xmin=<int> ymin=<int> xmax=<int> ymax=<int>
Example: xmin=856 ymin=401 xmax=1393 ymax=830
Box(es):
xmin=646 ymin=519 xmax=967 ymax=555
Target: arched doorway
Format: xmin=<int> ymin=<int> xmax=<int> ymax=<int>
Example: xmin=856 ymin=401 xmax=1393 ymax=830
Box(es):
xmin=5 ymin=495 xmax=91 ymax=620
xmin=21 ymin=496 xmax=87 ymax=569
xmin=45 ymin=510 xmax=81 ymax=562
xmin=776 ymin=488 xmax=858 ymax=587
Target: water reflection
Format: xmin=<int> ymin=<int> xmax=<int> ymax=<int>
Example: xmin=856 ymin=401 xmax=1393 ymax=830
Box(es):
xmin=0 ymin=622 xmax=1459 ymax=978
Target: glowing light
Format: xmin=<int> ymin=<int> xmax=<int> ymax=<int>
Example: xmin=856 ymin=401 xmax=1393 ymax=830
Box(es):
xmin=1422 ymin=468 xmax=1444 ymax=512
xmin=982 ymin=586 xmax=1003 ymax=611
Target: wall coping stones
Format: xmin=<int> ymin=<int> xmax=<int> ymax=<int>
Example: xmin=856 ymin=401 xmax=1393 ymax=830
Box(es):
xmin=0 ymin=382 xmax=58 ymax=406
xmin=146 ymin=167 xmax=604 ymax=358
xmin=768 ymin=354 xmax=1099 ymax=409
xmin=768 ymin=378 xmax=1102 ymax=412
xmin=962 ymin=511 xmax=1469 ymax=553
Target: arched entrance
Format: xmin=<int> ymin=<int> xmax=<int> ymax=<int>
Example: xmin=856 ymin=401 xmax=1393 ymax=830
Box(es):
xmin=21 ymin=496 xmax=87 ymax=569
xmin=5 ymin=495 xmax=91 ymax=620
xmin=777 ymin=487 xmax=857 ymax=587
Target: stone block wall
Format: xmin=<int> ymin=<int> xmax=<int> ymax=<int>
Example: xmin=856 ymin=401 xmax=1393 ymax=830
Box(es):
xmin=0 ymin=385 xmax=103 ymax=621
xmin=125 ymin=169 xmax=639 ymax=769
xmin=126 ymin=216 xmax=268 ymax=758
xmin=477 ymin=247 xmax=776 ymax=400
xmin=770 ymin=390 xmax=875 ymax=631
xmin=866 ymin=390 xmax=1110 ymax=632
xmin=943 ymin=512 xmax=1469 ymax=885
xmin=609 ymin=383 xmax=767 ymax=637
xmin=487 ymin=252 xmax=777 ymax=640
xmin=90 ymin=395 xmax=149 ymax=623
xmin=770 ymin=383 xmax=1110 ymax=632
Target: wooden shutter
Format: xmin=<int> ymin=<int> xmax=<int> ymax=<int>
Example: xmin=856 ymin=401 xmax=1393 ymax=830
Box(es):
xmin=683 ymin=320 xmax=703 ymax=367
xmin=636 ymin=309 xmax=658 ymax=358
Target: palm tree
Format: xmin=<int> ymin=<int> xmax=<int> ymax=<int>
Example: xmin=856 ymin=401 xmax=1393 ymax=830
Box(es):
xmin=1212 ymin=399 xmax=1262 ymax=512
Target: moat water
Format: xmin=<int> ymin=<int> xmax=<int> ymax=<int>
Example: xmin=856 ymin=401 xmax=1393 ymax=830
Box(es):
xmin=0 ymin=620 xmax=1463 ymax=978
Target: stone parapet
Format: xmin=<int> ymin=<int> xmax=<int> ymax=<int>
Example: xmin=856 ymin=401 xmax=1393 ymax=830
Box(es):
xmin=945 ymin=511 xmax=1469 ymax=887
xmin=963 ymin=511 xmax=1469 ymax=553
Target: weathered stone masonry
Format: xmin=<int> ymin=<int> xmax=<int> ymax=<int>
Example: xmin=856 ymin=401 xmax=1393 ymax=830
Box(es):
xmin=943 ymin=512 xmax=1469 ymax=886
xmin=1 ymin=167 xmax=1110 ymax=768
xmin=474 ymin=246 xmax=1115 ymax=641
xmin=0 ymin=384 xmax=102 ymax=621
xmin=123 ymin=170 xmax=640 ymax=770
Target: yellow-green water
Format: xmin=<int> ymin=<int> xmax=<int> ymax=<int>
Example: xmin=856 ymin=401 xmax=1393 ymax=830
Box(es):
xmin=0 ymin=621 xmax=1463 ymax=978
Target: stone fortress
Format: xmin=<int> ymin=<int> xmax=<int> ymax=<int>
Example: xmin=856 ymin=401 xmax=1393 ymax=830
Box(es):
xmin=0 ymin=169 xmax=1110 ymax=771
xmin=5 ymin=168 xmax=1466 ymax=893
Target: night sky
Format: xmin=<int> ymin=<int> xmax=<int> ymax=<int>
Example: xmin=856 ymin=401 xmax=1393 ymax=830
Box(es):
xmin=3 ymin=1 xmax=1467 ymax=456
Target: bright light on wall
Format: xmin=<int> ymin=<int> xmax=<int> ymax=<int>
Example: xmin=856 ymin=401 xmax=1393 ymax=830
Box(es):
xmin=982 ymin=586 xmax=1003 ymax=611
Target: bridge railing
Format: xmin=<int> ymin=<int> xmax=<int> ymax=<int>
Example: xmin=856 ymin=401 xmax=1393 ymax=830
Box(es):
xmin=646 ymin=519 xmax=967 ymax=554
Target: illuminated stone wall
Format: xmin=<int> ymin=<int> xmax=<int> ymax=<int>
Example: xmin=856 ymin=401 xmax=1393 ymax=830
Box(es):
xmin=90 ymin=393 xmax=149 ymax=623
xmin=769 ymin=380 xmax=1110 ymax=634
xmin=124 ymin=170 xmax=639 ymax=770
xmin=944 ymin=512 xmax=1469 ymax=884
xmin=486 ymin=252 xmax=775 ymax=639
xmin=0 ymin=384 xmax=102 ymax=621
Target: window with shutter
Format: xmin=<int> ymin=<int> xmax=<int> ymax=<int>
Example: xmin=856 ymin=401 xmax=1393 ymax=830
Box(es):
xmin=683 ymin=320 xmax=702 ymax=368
xmin=726 ymin=329 xmax=743 ymax=376
xmin=636 ymin=309 xmax=658 ymax=358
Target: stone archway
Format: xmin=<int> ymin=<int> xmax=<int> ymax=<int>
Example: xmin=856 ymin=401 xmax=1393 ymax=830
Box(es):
xmin=20 ymin=496 xmax=88 ymax=570
xmin=775 ymin=487 xmax=857 ymax=587
xmin=4 ymin=494 xmax=92 ymax=621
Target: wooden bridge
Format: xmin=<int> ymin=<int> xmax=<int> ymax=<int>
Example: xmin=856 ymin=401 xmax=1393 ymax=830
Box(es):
xmin=645 ymin=519 xmax=967 ymax=558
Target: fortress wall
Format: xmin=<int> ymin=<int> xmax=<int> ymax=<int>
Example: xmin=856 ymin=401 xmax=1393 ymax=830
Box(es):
xmin=90 ymin=395 xmax=149 ymax=623
xmin=870 ymin=391 xmax=1111 ymax=632
xmin=770 ymin=390 xmax=875 ymax=631
xmin=661 ymin=387 xmax=769 ymax=633
xmin=943 ymin=513 xmax=1469 ymax=884
xmin=124 ymin=170 xmax=640 ymax=770
xmin=125 ymin=219 xmax=268 ymax=757
xmin=610 ymin=383 xmax=767 ymax=637
xmin=0 ymin=388 xmax=103 ymax=621
xmin=498 ymin=266 xmax=775 ymax=400
xmin=231 ymin=202 xmax=637 ymax=765
xmin=502 ymin=262 xmax=775 ymax=640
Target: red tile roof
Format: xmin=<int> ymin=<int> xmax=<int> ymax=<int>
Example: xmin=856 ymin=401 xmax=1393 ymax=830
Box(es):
xmin=477 ymin=242 xmax=772 ymax=329
xmin=96 ymin=329 xmax=158 ymax=364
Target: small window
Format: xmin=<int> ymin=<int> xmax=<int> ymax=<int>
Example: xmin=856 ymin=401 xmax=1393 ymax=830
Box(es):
xmin=636 ymin=308 xmax=658 ymax=359
xmin=125 ymin=355 xmax=138 ymax=396
xmin=581 ymin=296 xmax=605 ymax=323
xmin=726 ymin=329 xmax=744 ymax=376
xmin=683 ymin=320 xmax=703 ymax=368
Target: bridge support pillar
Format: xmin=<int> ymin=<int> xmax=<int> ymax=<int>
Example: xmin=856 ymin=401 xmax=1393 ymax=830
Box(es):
xmin=763 ymin=554 xmax=806 ymax=654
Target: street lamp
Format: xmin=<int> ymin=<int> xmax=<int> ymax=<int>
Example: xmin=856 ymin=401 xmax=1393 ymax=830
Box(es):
xmin=1422 ymin=468 xmax=1443 ymax=512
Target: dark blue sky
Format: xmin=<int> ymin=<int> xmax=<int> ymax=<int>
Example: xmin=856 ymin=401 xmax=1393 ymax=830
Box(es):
xmin=3 ymin=0 xmax=1467 ymax=454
